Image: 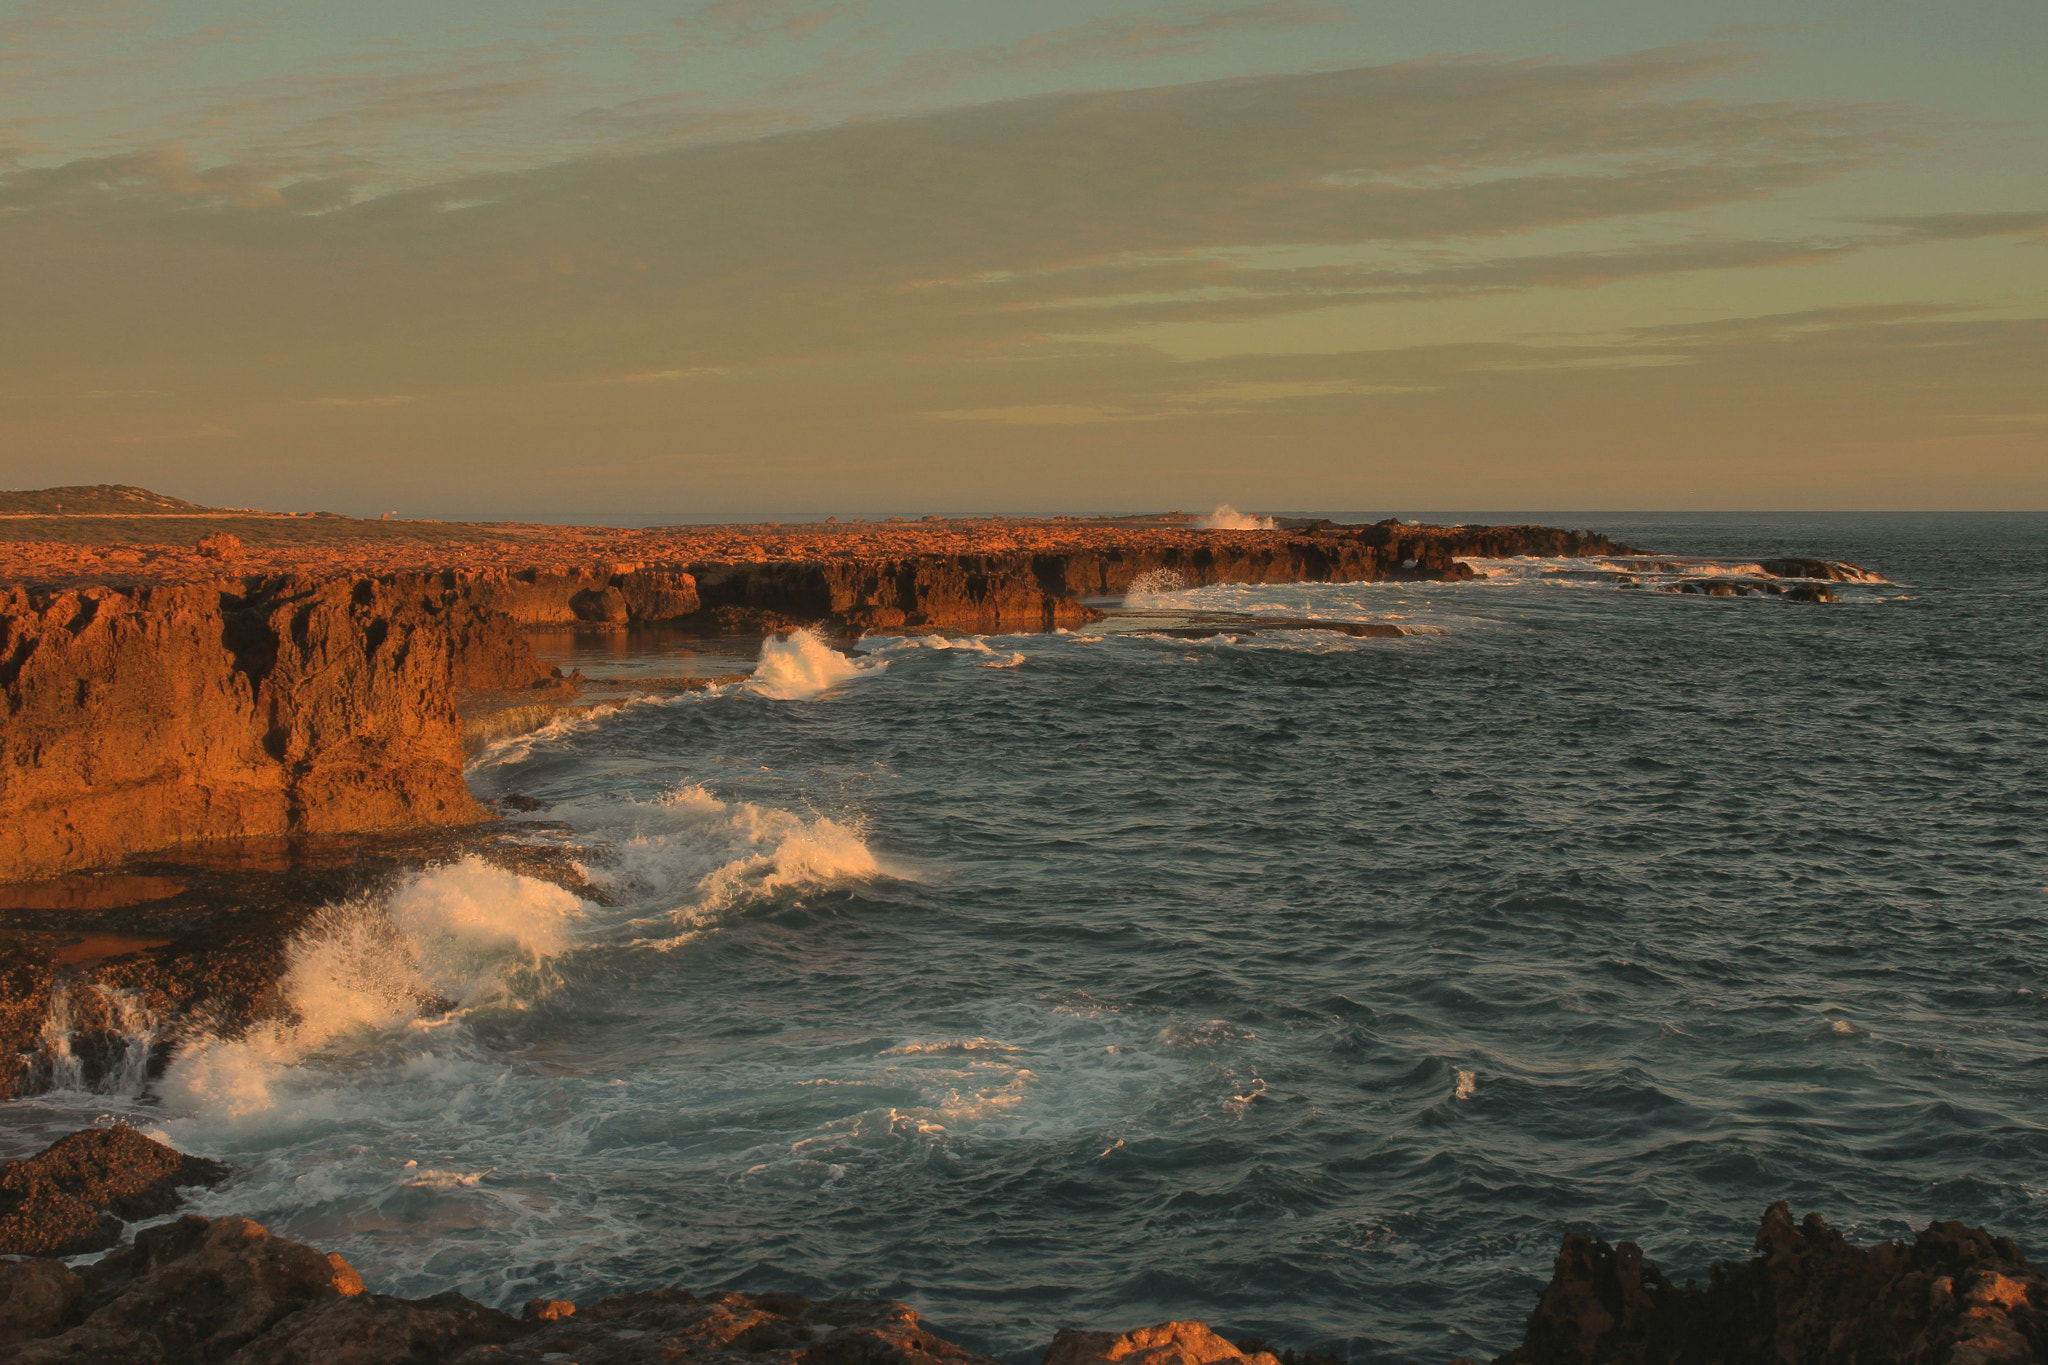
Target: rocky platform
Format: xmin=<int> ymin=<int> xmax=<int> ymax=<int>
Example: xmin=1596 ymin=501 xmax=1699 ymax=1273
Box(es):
xmin=0 ymin=1128 xmax=2038 ymax=1365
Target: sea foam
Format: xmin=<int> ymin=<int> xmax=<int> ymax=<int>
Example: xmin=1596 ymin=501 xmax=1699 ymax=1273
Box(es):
xmin=159 ymin=858 xmax=580 ymax=1120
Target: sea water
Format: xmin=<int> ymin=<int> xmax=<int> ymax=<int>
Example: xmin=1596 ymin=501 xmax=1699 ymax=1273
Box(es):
xmin=8 ymin=512 xmax=2046 ymax=1362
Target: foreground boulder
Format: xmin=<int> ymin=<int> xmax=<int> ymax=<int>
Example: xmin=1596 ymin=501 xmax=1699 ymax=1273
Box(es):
xmin=0 ymin=1213 xmax=526 ymax=1364
xmin=1045 ymin=1321 xmax=1283 ymax=1365
xmin=0 ymin=1210 xmax=995 ymax=1365
xmin=0 ymin=1125 xmax=228 ymax=1256
xmin=1498 ymin=1201 xmax=2047 ymax=1365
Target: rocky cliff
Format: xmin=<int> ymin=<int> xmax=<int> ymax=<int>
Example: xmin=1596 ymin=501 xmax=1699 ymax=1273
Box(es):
xmin=0 ymin=574 xmax=561 ymax=883
xmin=1 ymin=523 xmax=1639 ymax=881
xmin=686 ymin=523 xmax=1638 ymax=631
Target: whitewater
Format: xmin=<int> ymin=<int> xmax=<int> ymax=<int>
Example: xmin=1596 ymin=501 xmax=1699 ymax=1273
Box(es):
xmin=6 ymin=512 xmax=2046 ymax=1363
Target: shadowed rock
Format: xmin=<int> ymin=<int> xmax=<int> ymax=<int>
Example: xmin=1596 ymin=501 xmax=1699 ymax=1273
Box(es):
xmin=1497 ymin=1201 xmax=2048 ymax=1365
xmin=0 ymin=1125 xmax=228 ymax=1256
xmin=456 ymin=1288 xmax=1003 ymax=1365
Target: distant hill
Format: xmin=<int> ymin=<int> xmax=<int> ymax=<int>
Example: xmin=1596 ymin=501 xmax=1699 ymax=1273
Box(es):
xmin=0 ymin=484 xmax=223 ymax=515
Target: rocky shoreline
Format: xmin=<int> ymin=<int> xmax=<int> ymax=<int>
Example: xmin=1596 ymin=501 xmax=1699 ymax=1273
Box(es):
xmin=0 ymin=507 xmax=1883 ymax=1103
xmin=2 ymin=1126 xmax=2039 ymax=1365
xmin=1 ymin=495 xmax=1932 ymax=1364
xmin=1 ymin=516 xmax=1650 ymax=886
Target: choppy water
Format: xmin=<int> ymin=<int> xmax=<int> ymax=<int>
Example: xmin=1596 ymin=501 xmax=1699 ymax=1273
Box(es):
xmin=11 ymin=512 xmax=2048 ymax=1363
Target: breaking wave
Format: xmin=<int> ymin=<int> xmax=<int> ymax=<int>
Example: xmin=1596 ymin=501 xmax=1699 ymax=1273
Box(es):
xmin=750 ymin=629 xmax=886 ymax=700
xmin=589 ymin=784 xmax=893 ymax=938
xmin=158 ymin=859 xmax=581 ymax=1120
xmin=1195 ymin=504 xmax=1276 ymax=531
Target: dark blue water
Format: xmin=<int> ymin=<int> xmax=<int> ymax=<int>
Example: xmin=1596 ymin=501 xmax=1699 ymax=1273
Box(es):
xmin=18 ymin=513 xmax=2047 ymax=1363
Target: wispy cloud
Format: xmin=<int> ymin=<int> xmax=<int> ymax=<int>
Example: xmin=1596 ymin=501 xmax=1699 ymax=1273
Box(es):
xmin=598 ymin=367 xmax=733 ymax=383
xmin=884 ymin=1 xmax=1342 ymax=92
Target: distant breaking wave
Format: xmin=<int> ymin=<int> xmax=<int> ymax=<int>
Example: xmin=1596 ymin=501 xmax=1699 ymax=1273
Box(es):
xmin=1195 ymin=504 xmax=1276 ymax=531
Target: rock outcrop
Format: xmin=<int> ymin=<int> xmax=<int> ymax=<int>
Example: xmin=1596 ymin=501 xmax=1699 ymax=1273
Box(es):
xmin=0 ymin=574 xmax=561 ymax=882
xmin=463 ymin=1288 xmax=1005 ymax=1365
xmin=0 ymin=1126 xmax=227 ymax=1256
xmin=0 ymin=1206 xmax=993 ymax=1365
xmin=1498 ymin=1201 xmax=2047 ymax=1365
xmin=1045 ymin=1320 xmax=1283 ymax=1365
xmin=7 ymin=1139 xmax=2038 ymax=1365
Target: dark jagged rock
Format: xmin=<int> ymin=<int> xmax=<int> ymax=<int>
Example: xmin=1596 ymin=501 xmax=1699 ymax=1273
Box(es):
xmin=5 ymin=1214 xmax=378 ymax=1363
xmin=1498 ymin=1201 xmax=2048 ymax=1365
xmin=457 ymin=1288 xmax=1005 ymax=1365
xmin=0 ymin=1126 xmax=228 ymax=1256
xmin=231 ymin=1289 xmax=531 ymax=1365
xmin=0 ymin=1198 xmax=991 ymax=1365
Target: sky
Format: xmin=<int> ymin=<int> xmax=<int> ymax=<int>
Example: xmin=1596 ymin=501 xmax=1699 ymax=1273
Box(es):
xmin=1 ymin=0 xmax=2043 ymax=515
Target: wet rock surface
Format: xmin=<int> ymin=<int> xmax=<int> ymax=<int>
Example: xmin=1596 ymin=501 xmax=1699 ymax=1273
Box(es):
xmin=0 ymin=1126 xmax=227 ymax=1256
xmin=1497 ymin=1200 xmax=2047 ymax=1365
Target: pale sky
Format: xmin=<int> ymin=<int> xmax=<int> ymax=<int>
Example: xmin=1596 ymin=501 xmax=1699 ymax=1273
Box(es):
xmin=2 ymin=0 xmax=2043 ymax=514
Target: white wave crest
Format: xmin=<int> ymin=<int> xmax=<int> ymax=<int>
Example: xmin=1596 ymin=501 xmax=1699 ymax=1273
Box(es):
xmin=593 ymin=784 xmax=894 ymax=938
xmin=1195 ymin=504 xmax=1276 ymax=531
xmin=158 ymin=858 xmax=581 ymax=1120
xmin=466 ymin=698 xmax=653 ymax=771
xmin=750 ymin=629 xmax=886 ymax=700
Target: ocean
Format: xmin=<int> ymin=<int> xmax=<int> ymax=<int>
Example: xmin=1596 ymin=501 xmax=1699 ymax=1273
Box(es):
xmin=10 ymin=512 xmax=2046 ymax=1362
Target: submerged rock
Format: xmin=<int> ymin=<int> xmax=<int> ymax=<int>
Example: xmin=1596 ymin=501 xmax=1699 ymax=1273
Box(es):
xmin=0 ymin=1125 xmax=227 ymax=1256
xmin=1497 ymin=1200 xmax=2048 ymax=1365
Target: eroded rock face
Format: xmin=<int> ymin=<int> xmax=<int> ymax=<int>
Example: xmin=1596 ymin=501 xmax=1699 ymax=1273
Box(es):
xmin=0 ymin=574 xmax=569 ymax=881
xmin=0 ymin=1125 xmax=228 ymax=1256
xmin=453 ymin=1288 xmax=1003 ymax=1365
xmin=1044 ymin=1320 xmax=1283 ymax=1365
xmin=1497 ymin=1201 xmax=2048 ymax=1365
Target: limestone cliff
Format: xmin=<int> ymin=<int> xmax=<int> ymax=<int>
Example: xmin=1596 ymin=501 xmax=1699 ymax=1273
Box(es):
xmin=0 ymin=575 xmax=557 ymax=882
xmin=0 ymin=524 xmax=1636 ymax=879
xmin=687 ymin=524 xmax=1636 ymax=631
